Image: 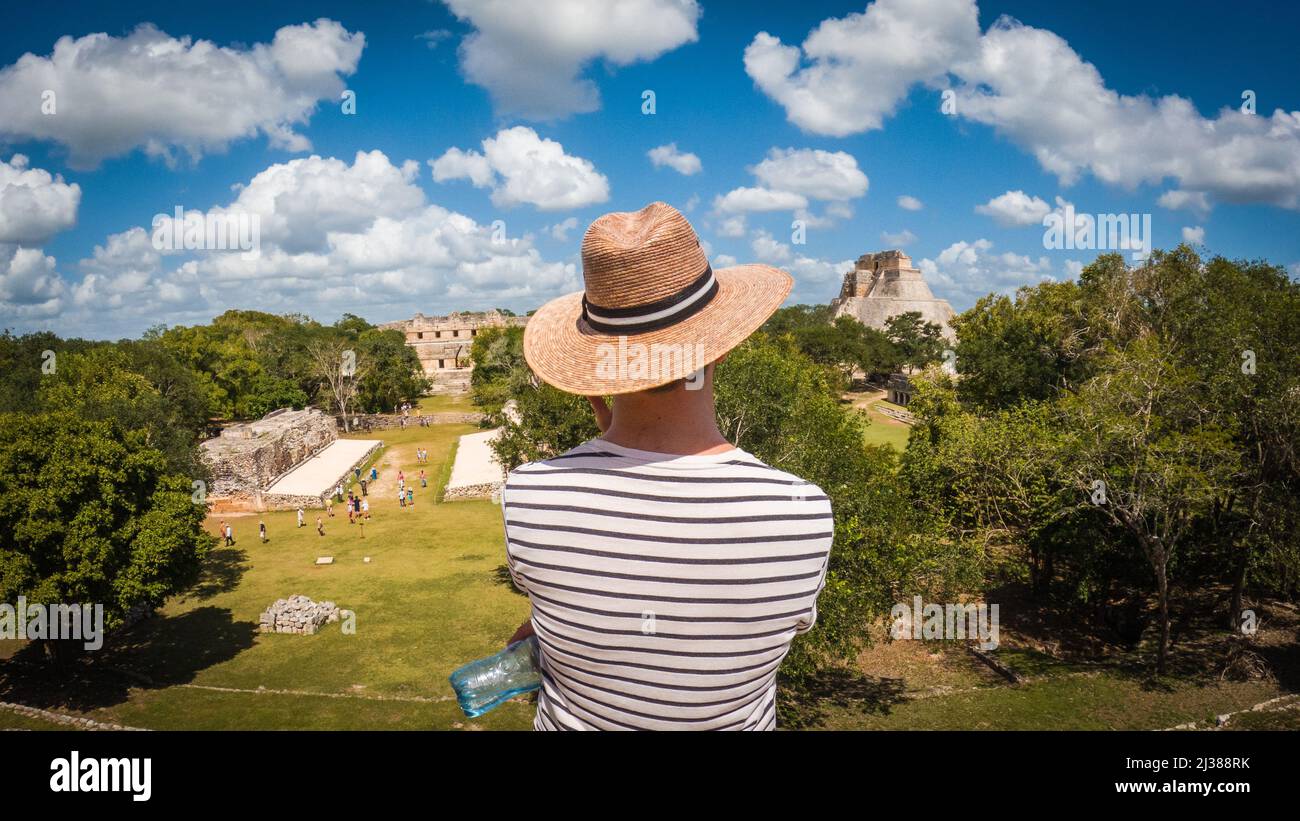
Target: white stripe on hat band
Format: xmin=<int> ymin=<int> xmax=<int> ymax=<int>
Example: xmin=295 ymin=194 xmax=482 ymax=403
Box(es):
xmin=583 ymin=271 xmax=717 ymax=327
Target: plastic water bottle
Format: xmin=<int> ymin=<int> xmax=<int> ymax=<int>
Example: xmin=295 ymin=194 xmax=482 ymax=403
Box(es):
xmin=449 ymin=636 xmax=541 ymax=718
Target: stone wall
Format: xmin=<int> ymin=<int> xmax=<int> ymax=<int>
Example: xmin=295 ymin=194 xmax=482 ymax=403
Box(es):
xmin=200 ymin=408 xmax=337 ymax=499
xmin=344 ymin=411 xmax=485 ymax=431
xmin=830 ymin=250 xmax=957 ymax=341
xmin=442 ymin=482 xmax=502 ymax=502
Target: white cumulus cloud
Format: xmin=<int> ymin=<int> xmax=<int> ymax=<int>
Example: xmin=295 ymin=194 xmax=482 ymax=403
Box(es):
xmin=744 ymin=0 xmax=979 ymax=137
xmin=0 ymin=154 xmax=80 ymax=244
xmin=712 ymin=147 xmax=868 ymax=225
xmin=713 ymin=187 xmax=808 ymax=214
xmin=747 ymin=0 xmax=1300 ymax=210
xmin=975 ymin=189 xmax=1052 ymax=227
xmin=751 ymin=147 xmax=869 ymax=200
xmin=0 ymin=20 xmax=364 ymax=168
xmin=442 ymin=0 xmax=700 ymax=119
xmin=919 ymin=237 xmax=1054 ymax=308
xmin=881 ymin=229 xmax=917 ymax=246
xmin=648 ymin=143 xmax=702 ymax=175
xmin=0 ymin=243 xmax=65 ymax=318
xmin=38 ymin=150 xmax=579 ymax=337
xmin=431 ymin=126 xmax=610 ymax=211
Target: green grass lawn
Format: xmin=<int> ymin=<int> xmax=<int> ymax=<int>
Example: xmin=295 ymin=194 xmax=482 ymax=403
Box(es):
xmin=417 ymin=394 xmax=476 ymax=415
xmin=0 ymin=420 xmax=533 ymax=730
xmin=803 ymin=664 xmax=1281 ymax=730
xmin=862 ymin=408 xmax=911 ymax=452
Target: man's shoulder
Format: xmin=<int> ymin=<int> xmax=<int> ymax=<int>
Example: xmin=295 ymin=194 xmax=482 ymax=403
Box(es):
xmin=724 ymin=454 xmax=830 ymax=500
xmin=503 ymin=440 xmax=609 ymax=488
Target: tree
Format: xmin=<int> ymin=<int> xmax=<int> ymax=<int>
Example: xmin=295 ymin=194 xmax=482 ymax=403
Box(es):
xmin=1055 ymin=337 xmax=1237 ymax=675
xmin=903 ymin=372 xmax=1104 ymax=600
xmin=355 ymin=329 xmax=429 ymax=413
xmin=762 ymin=306 xmax=899 ymax=385
xmin=0 ymin=330 xmax=89 ymax=415
xmin=885 ymin=312 xmax=945 ymax=371
xmin=1078 ymin=249 xmax=1300 ymax=626
xmin=0 ymin=412 xmax=210 ymax=662
xmin=307 ymin=337 xmax=368 ymax=431
xmin=950 ymin=281 xmax=1086 ymax=410
xmin=37 ymin=345 xmax=209 ymax=479
xmin=469 ymin=325 xmax=528 ymax=420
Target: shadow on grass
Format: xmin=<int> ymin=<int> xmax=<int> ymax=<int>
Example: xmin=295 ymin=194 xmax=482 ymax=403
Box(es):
xmin=778 ymin=669 xmax=908 ymax=729
xmin=187 ymin=545 xmax=249 ymax=601
xmin=493 ymin=564 xmax=527 ymax=597
xmin=0 ymin=606 xmax=256 ymax=712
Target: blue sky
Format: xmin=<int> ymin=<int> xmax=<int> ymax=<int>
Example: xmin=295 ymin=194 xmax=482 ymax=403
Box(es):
xmin=1 ymin=0 xmax=1298 ymax=339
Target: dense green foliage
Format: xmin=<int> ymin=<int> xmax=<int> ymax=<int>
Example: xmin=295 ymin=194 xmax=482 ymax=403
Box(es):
xmin=0 ymin=308 xmax=428 ymax=661
xmin=153 ymin=309 xmax=427 ymax=421
xmin=762 ymin=305 xmax=944 ymax=384
xmin=468 ymin=325 xmax=528 ymax=421
xmin=0 ymin=412 xmax=210 ymax=656
xmin=907 ymin=247 xmax=1300 ymax=673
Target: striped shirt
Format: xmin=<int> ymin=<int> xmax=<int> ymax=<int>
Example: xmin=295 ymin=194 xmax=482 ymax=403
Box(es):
xmin=501 ymin=438 xmax=833 ymax=731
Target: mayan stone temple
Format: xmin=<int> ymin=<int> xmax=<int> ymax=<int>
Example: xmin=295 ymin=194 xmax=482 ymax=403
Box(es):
xmin=379 ymin=309 xmax=528 ymax=393
xmin=829 ymin=250 xmax=956 ymax=341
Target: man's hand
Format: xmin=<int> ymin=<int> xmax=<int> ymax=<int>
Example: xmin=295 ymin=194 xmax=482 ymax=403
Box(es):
xmin=587 ymin=395 xmax=612 ymax=433
xmin=507 ymin=619 xmax=535 ymax=647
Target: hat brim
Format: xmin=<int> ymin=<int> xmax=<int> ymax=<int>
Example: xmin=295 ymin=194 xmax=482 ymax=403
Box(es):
xmin=523 ymin=264 xmax=793 ymax=395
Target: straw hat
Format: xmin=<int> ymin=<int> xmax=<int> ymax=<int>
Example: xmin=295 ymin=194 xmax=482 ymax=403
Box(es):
xmin=524 ymin=202 xmax=792 ymax=395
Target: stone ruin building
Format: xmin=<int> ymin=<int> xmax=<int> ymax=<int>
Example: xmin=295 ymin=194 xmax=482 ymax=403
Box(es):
xmin=830 ymin=250 xmax=956 ymax=342
xmin=199 ymin=407 xmax=336 ymax=511
xmin=379 ymin=309 xmax=528 ymax=393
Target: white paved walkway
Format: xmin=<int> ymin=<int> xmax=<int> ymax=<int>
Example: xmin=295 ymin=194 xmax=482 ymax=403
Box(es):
xmin=267 ymin=439 xmax=382 ymax=496
xmin=446 ymin=429 xmax=504 ymax=491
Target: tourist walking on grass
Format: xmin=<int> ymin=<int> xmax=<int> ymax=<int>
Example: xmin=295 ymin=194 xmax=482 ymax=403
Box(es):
xmin=297 ymin=507 xmax=304 ymax=528
xmin=259 ymin=520 xmax=267 ymax=543
xmin=398 ymin=490 xmax=406 ymax=508
xmin=361 ymin=498 xmax=370 ymax=520
xmin=420 ymin=469 xmax=426 ymax=488
xmin=316 ymin=516 xmax=325 ymax=536
xmin=500 ymin=202 xmax=830 ymax=731
xmin=360 ymin=478 xmax=367 ymax=497
xmin=406 ymin=488 xmax=414 ymax=507
xmin=224 ymin=523 xmax=235 ymax=546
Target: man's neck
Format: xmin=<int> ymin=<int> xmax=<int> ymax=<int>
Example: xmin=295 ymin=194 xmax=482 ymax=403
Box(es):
xmin=601 ymin=382 xmax=732 ymax=456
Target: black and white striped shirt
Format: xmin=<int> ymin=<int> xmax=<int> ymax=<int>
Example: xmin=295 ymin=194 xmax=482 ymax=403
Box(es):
xmin=502 ymin=438 xmax=833 ymax=731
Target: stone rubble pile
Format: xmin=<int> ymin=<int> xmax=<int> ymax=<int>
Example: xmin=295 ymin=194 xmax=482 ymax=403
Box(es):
xmin=259 ymin=595 xmax=340 ymax=635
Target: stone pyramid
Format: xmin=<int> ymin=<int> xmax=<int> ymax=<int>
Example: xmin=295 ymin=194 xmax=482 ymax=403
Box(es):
xmin=829 ymin=250 xmax=956 ymax=341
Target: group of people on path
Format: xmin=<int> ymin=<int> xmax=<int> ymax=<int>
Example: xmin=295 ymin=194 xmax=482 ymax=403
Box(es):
xmin=215 ymin=518 xmax=269 ymax=545
xmin=230 ymin=444 xmax=430 ymax=541
xmin=396 ymin=470 xmax=417 ymax=508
